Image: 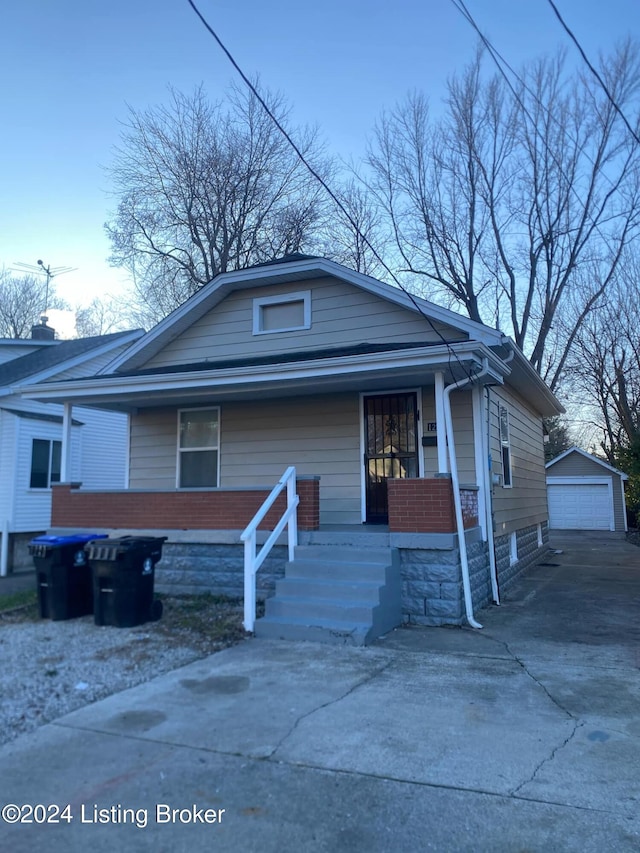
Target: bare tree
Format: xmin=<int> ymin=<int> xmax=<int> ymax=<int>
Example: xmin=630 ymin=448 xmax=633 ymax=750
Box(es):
xmin=319 ymin=178 xmax=390 ymax=277
xmin=73 ymin=297 xmax=133 ymax=338
xmin=569 ymin=257 xmax=640 ymax=458
xmin=106 ymin=84 xmax=330 ymax=324
xmin=569 ymin=256 xmax=640 ymax=517
xmin=0 ymin=268 xmax=68 ymax=339
xmin=367 ymin=43 xmax=640 ymax=389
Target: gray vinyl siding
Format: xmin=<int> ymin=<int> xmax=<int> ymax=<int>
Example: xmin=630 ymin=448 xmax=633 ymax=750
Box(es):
xmin=420 ymin=388 xmax=475 ymax=483
xmin=450 ymin=392 xmax=475 ymax=484
xmin=221 ymin=395 xmax=362 ymax=525
xmin=130 ymin=395 xmax=362 ymax=525
xmin=51 ymin=348 xmax=133 ymax=381
xmin=547 ymin=452 xmax=627 ymax=532
xmin=142 ymin=277 xmax=467 ymax=369
xmin=129 ymin=408 xmax=178 ymax=489
xmin=490 ymin=386 xmax=547 ymax=535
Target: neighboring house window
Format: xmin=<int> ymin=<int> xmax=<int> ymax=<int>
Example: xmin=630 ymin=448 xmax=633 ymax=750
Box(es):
xmin=178 ymin=408 xmax=220 ymax=488
xmin=499 ymin=405 xmax=512 ymax=487
xmin=30 ymin=439 xmax=61 ymax=488
xmin=252 ymin=291 xmax=311 ymax=335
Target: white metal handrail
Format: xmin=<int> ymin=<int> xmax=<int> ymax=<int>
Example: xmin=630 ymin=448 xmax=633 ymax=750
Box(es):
xmin=241 ymin=466 xmax=299 ymax=632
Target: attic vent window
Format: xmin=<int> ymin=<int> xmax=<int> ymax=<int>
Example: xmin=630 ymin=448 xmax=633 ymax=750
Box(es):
xmin=253 ymin=291 xmax=311 ymax=335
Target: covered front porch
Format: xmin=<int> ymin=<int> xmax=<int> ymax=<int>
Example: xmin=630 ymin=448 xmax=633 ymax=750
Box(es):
xmin=21 ymin=339 xmax=510 ymax=637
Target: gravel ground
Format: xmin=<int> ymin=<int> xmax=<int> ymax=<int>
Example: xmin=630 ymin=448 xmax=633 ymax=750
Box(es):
xmin=0 ymin=594 xmax=249 ymax=747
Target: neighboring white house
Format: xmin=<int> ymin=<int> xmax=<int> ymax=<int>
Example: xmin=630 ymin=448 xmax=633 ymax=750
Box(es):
xmin=546 ymin=447 xmax=628 ymax=532
xmin=0 ymin=320 xmax=144 ymax=573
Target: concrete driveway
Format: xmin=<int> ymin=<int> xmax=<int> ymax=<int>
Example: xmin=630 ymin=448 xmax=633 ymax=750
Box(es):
xmin=1 ymin=531 xmax=639 ymax=852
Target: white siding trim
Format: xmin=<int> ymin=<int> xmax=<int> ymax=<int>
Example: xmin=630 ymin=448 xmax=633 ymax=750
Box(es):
xmin=621 ymin=477 xmax=628 ymax=532
xmin=435 ymin=372 xmax=448 ymax=473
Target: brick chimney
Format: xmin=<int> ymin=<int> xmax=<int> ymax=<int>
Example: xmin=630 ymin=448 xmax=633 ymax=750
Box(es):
xmin=31 ymin=316 xmax=56 ymax=341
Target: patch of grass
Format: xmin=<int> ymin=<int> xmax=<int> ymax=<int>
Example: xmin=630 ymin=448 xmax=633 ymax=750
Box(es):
xmin=0 ymin=589 xmax=38 ymax=615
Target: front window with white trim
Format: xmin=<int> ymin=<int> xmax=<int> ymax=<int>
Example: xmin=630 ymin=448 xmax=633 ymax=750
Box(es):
xmin=252 ymin=291 xmax=311 ymax=335
xmin=178 ymin=408 xmax=220 ymax=488
xmin=499 ymin=404 xmax=513 ymax=487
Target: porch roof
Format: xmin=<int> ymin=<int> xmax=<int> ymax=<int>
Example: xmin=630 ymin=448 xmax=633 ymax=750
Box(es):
xmin=16 ymin=340 xmax=508 ymax=413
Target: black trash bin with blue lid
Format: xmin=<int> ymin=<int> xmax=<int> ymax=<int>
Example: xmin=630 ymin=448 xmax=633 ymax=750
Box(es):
xmin=84 ymin=536 xmax=167 ymax=628
xmin=29 ymin=533 xmax=108 ymax=620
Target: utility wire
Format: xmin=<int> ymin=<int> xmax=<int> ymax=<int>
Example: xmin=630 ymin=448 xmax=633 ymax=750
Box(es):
xmin=185 ymin=0 xmax=477 ymax=383
xmin=545 ymin=0 xmax=640 ymax=148
xmin=449 ymin=0 xmax=636 ymax=267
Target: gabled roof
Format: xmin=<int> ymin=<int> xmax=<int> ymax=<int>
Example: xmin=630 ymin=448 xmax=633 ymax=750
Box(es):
xmin=103 ymin=256 xmax=504 ymax=374
xmin=546 ymin=446 xmax=628 ymax=479
xmin=0 ymin=329 xmax=144 ymax=389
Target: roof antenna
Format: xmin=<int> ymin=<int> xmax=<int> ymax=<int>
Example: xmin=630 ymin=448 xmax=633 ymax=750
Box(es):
xmin=13 ymin=259 xmax=77 ymax=322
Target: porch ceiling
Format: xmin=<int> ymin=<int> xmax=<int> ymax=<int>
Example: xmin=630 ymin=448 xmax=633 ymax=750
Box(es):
xmin=16 ymin=342 xmax=506 ymax=413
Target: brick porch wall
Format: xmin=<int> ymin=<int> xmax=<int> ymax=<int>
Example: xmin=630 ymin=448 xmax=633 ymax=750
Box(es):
xmin=51 ymin=477 xmax=320 ymax=532
xmin=387 ymin=478 xmax=479 ymax=533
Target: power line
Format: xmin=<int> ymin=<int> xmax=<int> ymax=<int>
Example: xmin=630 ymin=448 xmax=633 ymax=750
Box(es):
xmin=185 ymin=0 xmax=477 ymax=384
xmin=448 ymin=0 xmax=637 ymax=280
xmin=545 ymin=0 xmax=640 ymax=148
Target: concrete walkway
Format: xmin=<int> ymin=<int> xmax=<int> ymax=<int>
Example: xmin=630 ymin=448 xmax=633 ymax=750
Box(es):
xmin=1 ymin=532 xmax=639 ymax=852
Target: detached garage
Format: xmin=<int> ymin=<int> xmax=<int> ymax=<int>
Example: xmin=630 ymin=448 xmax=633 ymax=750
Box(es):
xmin=546 ymin=447 xmax=628 ymax=532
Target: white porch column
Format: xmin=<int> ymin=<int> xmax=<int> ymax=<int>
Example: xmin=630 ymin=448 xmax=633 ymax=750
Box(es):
xmin=435 ymin=372 xmax=448 ymax=474
xmin=472 ymin=385 xmax=487 ymax=540
xmin=61 ymin=402 xmax=73 ymax=482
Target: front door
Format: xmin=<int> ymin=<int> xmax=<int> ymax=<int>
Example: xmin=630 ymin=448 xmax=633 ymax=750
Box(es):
xmin=364 ymin=393 xmax=419 ymax=523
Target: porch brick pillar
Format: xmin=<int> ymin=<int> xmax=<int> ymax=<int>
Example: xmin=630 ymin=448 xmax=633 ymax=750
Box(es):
xmin=387 ymin=477 xmax=457 ymax=533
xmin=296 ymin=477 xmax=320 ymax=531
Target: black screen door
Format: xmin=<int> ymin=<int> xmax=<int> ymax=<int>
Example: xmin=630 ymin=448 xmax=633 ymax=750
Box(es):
xmin=364 ymin=393 xmax=419 ymax=523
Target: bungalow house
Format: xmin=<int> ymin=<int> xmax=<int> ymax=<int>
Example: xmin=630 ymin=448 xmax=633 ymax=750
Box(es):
xmin=18 ymin=256 xmax=563 ymax=643
xmin=0 ymin=320 xmax=143 ymax=573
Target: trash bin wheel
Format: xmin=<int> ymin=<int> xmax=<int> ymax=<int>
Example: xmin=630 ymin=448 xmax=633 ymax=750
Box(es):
xmin=150 ymin=599 xmax=163 ymax=622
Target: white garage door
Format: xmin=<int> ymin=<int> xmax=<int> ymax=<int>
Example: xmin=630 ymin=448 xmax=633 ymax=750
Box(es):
xmin=547 ymin=483 xmax=612 ymax=530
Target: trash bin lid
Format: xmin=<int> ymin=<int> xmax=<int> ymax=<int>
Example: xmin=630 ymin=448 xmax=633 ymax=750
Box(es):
xmin=85 ymin=536 xmax=168 ymax=548
xmin=30 ymin=533 xmax=108 ymax=546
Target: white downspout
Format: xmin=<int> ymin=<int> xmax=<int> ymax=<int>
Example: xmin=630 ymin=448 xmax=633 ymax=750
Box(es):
xmin=0 ymin=518 xmax=9 ymax=578
xmin=443 ymin=359 xmax=489 ymax=629
xmin=482 ymin=387 xmax=500 ymax=604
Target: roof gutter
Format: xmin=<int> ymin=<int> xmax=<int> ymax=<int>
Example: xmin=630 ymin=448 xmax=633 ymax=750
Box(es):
xmin=443 ymin=358 xmax=490 ymax=629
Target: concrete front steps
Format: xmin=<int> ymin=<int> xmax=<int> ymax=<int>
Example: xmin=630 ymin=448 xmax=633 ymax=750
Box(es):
xmin=255 ymin=544 xmax=401 ymax=646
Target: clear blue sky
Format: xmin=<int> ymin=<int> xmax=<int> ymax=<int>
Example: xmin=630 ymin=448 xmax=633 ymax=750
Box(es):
xmin=1 ymin=0 xmax=637 ymax=313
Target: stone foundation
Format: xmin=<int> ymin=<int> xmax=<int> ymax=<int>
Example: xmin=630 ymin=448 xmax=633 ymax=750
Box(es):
xmin=399 ymin=537 xmax=491 ymax=626
xmin=145 ymin=522 xmax=548 ymax=621
xmin=154 ymin=542 xmax=286 ymax=599
xmin=495 ymin=523 xmax=549 ymax=593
